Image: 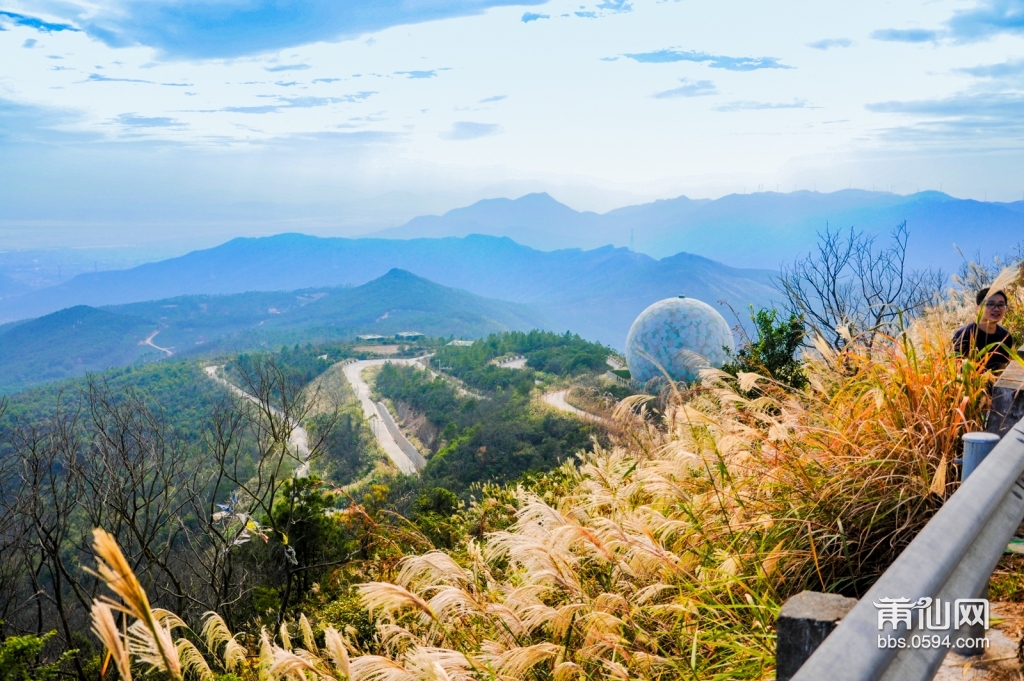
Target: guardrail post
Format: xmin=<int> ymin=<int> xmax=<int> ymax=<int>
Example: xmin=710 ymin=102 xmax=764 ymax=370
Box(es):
xmin=962 ymin=432 xmax=1001 ymax=481
xmin=776 ymin=591 xmax=858 ymax=681
xmin=949 ymin=431 xmax=1002 ymax=657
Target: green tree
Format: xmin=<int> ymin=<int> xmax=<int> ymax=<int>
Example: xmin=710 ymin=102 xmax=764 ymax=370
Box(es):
xmin=723 ymin=308 xmax=808 ymax=390
xmin=0 ymin=632 xmax=72 ymax=681
xmin=267 ymin=476 xmax=348 ymax=616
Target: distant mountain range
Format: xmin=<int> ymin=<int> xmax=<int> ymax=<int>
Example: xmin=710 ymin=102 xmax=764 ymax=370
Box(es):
xmin=0 ymin=234 xmax=778 ymax=346
xmin=373 ymin=190 xmax=1024 ymax=271
xmin=0 ymin=269 xmax=545 ymax=394
xmin=5 ymin=187 xmax=1012 ymax=392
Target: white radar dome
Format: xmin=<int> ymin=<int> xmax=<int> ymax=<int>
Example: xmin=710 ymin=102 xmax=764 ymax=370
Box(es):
xmin=624 ymin=296 xmax=735 ymax=384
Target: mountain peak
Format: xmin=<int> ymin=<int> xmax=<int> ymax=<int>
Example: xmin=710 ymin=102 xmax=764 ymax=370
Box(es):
xmin=513 ymin=192 xmax=558 ymax=204
xmin=380 ymin=267 xmax=424 ymax=281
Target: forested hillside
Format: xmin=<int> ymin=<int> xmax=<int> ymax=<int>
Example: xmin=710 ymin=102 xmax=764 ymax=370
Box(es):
xmin=351 ymin=331 xmax=616 ymax=508
xmin=0 ymin=306 xmax=158 ymax=394
xmin=425 ymin=329 xmax=611 ymax=394
xmin=0 ymin=269 xmax=544 ymax=394
xmin=0 ymin=327 xmax=618 ymax=678
xmin=3 ymin=230 xmax=1018 ymax=681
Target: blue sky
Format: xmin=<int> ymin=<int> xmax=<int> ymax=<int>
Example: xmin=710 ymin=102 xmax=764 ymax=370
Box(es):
xmin=1 ymin=0 xmax=1023 ymax=249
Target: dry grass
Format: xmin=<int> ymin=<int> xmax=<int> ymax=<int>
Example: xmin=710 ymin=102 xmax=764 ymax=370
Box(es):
xmin=91 ymin=272 xmax=1024 ymax=680
xmin=91 ymin=528 xmax=361 ymax=680
xmin=90 ymin=528 xmax=184 ymax=681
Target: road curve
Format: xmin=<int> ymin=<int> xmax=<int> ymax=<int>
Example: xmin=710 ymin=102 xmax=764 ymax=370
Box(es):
xmin=342 ymin=358 xmax=427 ymax=475
xmin=543 ymin=389 xmax=613 ymax=427
xmin=142 ymin=330 xmax=173 ymax=357
xmin=203 ymin=366 xmax=310 ymax=477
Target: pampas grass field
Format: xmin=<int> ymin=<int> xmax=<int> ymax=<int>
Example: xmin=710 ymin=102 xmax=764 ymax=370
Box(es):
xmin=88 ymin=268 xmax=1024 ymax=680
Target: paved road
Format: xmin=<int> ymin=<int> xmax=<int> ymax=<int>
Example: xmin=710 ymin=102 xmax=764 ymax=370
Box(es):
xmin=203 ymin=366 xmax=310 ymax=477
xmin=342 ymin=358 xmax=427 ymax=475
xmin=142 ymin=330 xmax=173 ymax=357
xmin=543 ymin=389 xmax=613 ymax=427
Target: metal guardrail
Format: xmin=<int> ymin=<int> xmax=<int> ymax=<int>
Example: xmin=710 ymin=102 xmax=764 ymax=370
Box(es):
xmin=791 ymin=416 xmax=1024 ymax=681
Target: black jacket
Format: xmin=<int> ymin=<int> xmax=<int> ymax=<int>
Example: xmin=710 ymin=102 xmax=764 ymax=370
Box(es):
xmin=953 ymin=322 xmax=1014 ymax=371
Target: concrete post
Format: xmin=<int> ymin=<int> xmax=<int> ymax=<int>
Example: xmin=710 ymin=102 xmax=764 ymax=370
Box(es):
xmin=776 ymin=591 xmax=858 ymax=681
xmin=952 ymin=432 xmax=1000 ymax=656
xmin=962 ymin=432 xmax=1001 ymax=481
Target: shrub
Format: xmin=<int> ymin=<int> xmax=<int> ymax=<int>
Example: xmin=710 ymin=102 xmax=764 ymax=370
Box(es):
xmin=723 ymin=307 xmax=807 ymax=390
xmin=0 ymin=632 xmax=71 ymax=681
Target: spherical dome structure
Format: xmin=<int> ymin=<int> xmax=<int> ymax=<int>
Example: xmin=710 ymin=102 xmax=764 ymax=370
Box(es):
xmin=625 ymin=296 xmax=735 ymax=384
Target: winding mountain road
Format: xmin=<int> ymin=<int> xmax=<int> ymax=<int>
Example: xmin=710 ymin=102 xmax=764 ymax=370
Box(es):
xmin=142 ymin=330 xmax=173 ymax=357
xmin=543 ymin=389 xmax=613 ymax=427
xmin=342 ymin=358 xmax=428 ymax=475
xmin=208 ymin=356 xmax=614 ymax=477
xmin=203 ymin=365 xmax=310 ymax=477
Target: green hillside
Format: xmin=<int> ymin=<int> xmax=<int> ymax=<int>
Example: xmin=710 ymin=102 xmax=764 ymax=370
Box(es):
xmin=0 ymin=269 xmax=547 ymax=395
xmin=0 ymin=360 xmax=230 ymax=443
xmin=114 ymin=267 xmax=545 ymax=350
xmin=0 ymin=306 xmax=160 ymax=394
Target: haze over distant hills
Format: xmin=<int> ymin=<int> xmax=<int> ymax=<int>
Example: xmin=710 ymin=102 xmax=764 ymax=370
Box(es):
xmin=0 ymin=273 xmax=29 ymax=299
xmin=0 ymin=269 xmax=544 ymax=394
xmin=0 ymin=234 xmax=778 ymax=346
xmin=6 ymin=186 xmax=1011 ymax=392
xmin=373 ymin=190 xmax=1024 ymax=271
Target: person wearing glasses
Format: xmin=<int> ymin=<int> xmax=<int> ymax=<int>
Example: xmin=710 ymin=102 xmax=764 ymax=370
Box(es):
xmin=953 ymin=287 xmax=1014 ymax=372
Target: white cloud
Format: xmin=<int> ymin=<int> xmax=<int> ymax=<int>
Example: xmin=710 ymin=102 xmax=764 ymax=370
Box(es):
xmin=0 ymin=0 xmax=1023 ymax=250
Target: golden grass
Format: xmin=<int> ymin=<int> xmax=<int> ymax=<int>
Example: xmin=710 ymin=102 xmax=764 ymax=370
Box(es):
xmin=90 ymin=279 xmax=1021 ymax=680
xmin=320 ymin=318 xmax=995 ymax=679
xmin=91 ymin=602 xmax=132 ymax=681
xmin=91 ymin=528 xmax=183 ymax=680
xmin=90 ymin=530 xmax=363 ymax=680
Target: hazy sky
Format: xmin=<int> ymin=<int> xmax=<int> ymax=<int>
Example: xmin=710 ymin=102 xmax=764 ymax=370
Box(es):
xmin=1 ymin=0 xmax=1023 ymax=249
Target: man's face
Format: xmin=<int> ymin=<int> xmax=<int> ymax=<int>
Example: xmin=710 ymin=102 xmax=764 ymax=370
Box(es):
xmin=981 ymin=294 xmax=1008 ymax=325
